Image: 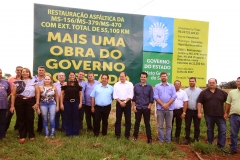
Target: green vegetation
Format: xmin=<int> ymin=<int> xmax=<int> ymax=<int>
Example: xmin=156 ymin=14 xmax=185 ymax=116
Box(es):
xmin=0 ymin=102 xmax=236 ymax=160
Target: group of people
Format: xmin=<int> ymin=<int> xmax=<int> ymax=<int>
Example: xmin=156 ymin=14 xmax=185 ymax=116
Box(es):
xmin=154 ymin=72 xmax=240 ymax=155
xmin=0 ymin=67 xmax=239 ymax=155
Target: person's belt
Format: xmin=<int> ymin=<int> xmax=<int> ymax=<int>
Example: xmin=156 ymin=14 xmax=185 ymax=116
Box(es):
xmin=64 ymin=99 xmax=79 ymax=102
xmin=17 ymin=95 xmax=34 ymax=99
xmin=232 ymin=114 xmax=240 ymax=116
xmin=174 ymin=108 xmax=183 ymax=110
xmin=118 ymin=100 xmax=126 ymax=103
xmin=187 ymin=108 xmax=197 ymax=111
xmin=95 ymin=104 xmax=111 ymax=107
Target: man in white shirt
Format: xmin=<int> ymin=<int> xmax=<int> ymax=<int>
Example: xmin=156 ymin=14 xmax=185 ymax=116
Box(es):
xmin=113 ymin=72 xmax=133 ymax=139
xmin=172 ymin=80 xmax=188 ymax=144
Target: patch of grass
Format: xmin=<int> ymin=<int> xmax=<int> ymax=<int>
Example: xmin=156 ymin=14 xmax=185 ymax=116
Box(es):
xmin=4 ymin=101 xmax=238 ymax=159
xmin=1 ymin=108 xmax=186 ymax=160
xmin=191 ymin=141 xmax=220 ymax=155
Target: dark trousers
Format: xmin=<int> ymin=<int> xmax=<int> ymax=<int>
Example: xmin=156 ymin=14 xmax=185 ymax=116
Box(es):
xmin=133 ymin=108 xmax=152 ymax=139
xmin=85 ymin=105 xmax=94 ymax=130
xmin=55 ymin=109 xmax=66 ymax=131
xmin=5 ymin=97 xmax=18 ymax=132
xmin=115 ymin=101 xmax=131 ymax=138
xmin=37 ymin=113 xmax=43 ymax=132
xmin=78 ymin=104 xmax=85 ymax=130
xmin=185 ymin=109 xmax=201 ymax=140
xmin=172 ymin=108 xmax=183 ymax=138
xmin=0 ymin=109 xmax=7 ymax=138
xmin=15 ymin=97 xmax=36 ymax=139
xmin=93 ymin=104 xmax=111 ymax=136
xmin=64 ymin=101 xmax=80 ymax=136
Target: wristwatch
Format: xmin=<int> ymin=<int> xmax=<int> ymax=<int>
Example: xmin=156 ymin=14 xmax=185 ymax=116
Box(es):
xmin=183 ymin=112 xmax=186 ymax=115
xmin=124 ymin=101 xmax=127 ymax=103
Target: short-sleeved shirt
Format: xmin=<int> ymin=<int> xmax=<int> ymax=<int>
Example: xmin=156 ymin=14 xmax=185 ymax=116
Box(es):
xmin=184 ymin=87 xmax=202 ymax=110
xmin=113 ymin=81 xmax=134 ymax=100
xmin=90 ymin=83 xmax=113 ymax=106
xmin=173 ymin=89 xmax=188 ymax=109
xmin=0 ymin=79 xmax=11 ymax=109
xmin=85 ymin=80 xmax=100 ymax=106
xmin=14 ymin=79 xmax=38 ymax=97
xmin=226 ymin=89 xmax=240 ymax=115
xmin=40 ymin=87 xmax=55 ymax=102
xmin=197 ymin=88 xmax=228 ymax=116
xmin=79 ymin=80 xmax=87 ymax=104
xmin=132 ymin=83 xmax=154 ymax=109
xmin=153 ymin=82 xmax=177 ymax=110
xmin=33 ymin=75 xmax=44 ymax=86
xmin=61 ymin=85 xmax=82 ymax=101
xmin=8 ymin=76 xmax=20 ymax=94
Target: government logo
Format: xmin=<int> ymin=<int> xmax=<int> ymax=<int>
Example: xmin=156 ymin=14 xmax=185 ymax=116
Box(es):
xmin=149 ymin=22 xmax=169 ymax=48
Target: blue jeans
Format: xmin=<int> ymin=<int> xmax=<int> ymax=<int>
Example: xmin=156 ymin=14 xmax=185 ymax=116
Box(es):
xmin=157 ymin=110 xmax=173 ymax=142
xmin=40 ymin=100 xmax=56 ymax=136
xmin=64 ymin=101 xmax=79 ymax=136
xmin=204 ymin=114 xmax=226 ymax=147
xmin=0 ymin=109 xmax=7 ymax=138
xmin=230 ymin=114 xmax=240 ymax=152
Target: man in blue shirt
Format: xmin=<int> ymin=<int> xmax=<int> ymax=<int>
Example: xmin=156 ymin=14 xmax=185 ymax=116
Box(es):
xmin=32 ymin=66 xmax=45 ymax=134
xmin=132 ymin=72 xmax=154 ymax=144
xmin=85 ymin=71 xmax=100 ymax=131
xmin=5 ymin=66 xmax=22 ymax=132
xmin=90 ymin=74 xmax=113 ymax=137
xmin=0 ymin=69 xmax=11 ymax=140
xmin=153 ymin=72 xmax=177 ymax=143
xmin=77 ymin=70 xmax=87 ymax=131
xmin=183 ymin=77 xmax=202 ymax=144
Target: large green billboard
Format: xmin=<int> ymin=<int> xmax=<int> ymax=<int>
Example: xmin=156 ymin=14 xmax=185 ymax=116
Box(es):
xmin=34 ymin=4 xmax=208 ymax=86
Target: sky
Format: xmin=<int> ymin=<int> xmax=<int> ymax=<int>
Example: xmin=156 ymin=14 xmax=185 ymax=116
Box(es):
xmin=0 ymin=0 xmax=239 ymax=84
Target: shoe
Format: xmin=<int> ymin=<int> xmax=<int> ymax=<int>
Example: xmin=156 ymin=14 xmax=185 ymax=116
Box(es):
xmin=148 ymin=139 xmax=152 ymax=144
xmin=125 ymin=137 xmax=130 ymax=140
xmin=176 ymin=138 xmax=181 ymax=145
xmin=30 ymin=138 xmax=35 ymax=141
xmin=229 ymin=150 xmax=237 ymax=155
xmin=19 ymin=138 xmax=26 ymax=144
xmin=51 ymin=136 xmax=54 ymax=139
xmin=184 ymin=139 xmax=190 ymax=145
xmin=219 ymin=147 xmax=228 ymax=154
xmin=44 ymin=136 xmax=48 ymax=139
xmin=133 ymin=137 xmax=137 ymax=141
xmin=116 ymin=136 xmax=120 ymax=139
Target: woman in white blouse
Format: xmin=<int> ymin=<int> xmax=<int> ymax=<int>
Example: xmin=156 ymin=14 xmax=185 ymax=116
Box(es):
xmin=10 ymin=68 xmax=40 ymax=144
